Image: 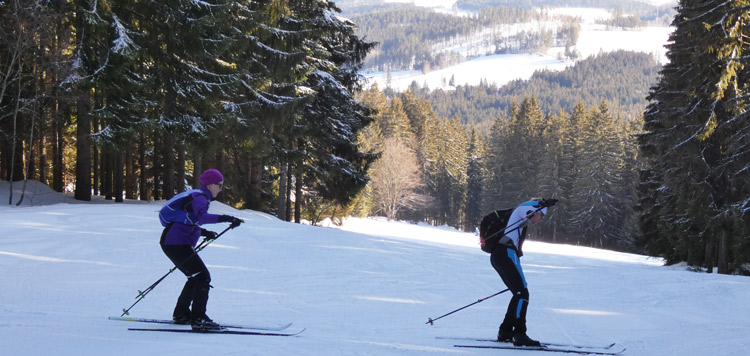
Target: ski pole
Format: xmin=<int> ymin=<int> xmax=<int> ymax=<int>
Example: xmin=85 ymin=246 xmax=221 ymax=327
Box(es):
xmin=489 ymin=206 xmax=542 ymax=239
xmin=501 ymin=199 xmax=557 ymax=235
xmin=120 ymin=225 xmax=234 ymax=317
xmin=426 ymin=289 xmax=510 ymax=325
xmin=484 ymin=200 xmax=555 ymax=242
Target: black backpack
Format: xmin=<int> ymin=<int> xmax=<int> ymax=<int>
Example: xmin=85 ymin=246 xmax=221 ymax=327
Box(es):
xmin=478 ymin=208 xmax=514 ymax=253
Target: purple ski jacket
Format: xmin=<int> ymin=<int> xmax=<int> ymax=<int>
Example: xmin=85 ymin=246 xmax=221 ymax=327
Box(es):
xmin=162 ymin=186 xmax=221 ymax=246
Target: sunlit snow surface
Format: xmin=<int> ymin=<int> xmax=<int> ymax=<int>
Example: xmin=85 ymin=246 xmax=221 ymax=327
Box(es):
xmin=1 ymin=180 xmax=748 ymax=356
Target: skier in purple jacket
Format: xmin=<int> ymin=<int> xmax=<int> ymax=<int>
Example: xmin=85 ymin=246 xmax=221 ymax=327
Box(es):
xmin=159 ymin=168 xmax=243 ymax=331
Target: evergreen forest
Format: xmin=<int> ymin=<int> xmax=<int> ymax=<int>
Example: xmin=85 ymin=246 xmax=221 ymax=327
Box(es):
xmin=421 ymin=50 xmax=662 ymax=127
xmin=2 ymin=0 xmax=750 ymax=275
xmin=0 ymin=0 xmax=376 ymax=220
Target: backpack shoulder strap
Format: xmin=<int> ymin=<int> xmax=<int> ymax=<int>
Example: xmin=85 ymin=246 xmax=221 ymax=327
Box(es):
xmin=181 ymin=189 xmax=208 ymax=212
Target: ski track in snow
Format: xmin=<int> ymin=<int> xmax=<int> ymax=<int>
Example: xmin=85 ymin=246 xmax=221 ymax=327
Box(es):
xmin=1 ymin=181 xmax=749 ymax=355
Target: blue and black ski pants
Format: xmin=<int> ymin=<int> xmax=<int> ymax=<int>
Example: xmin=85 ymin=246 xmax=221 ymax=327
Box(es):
xmin=490 ymin=246 xmax=530 ymax=334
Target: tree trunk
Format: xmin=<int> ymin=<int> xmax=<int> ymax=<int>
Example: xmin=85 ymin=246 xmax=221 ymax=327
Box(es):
xmin=285 ymin=168 xmax=292 ymax=221
xmin=704 ymin=236 xmax=715 ymax=274
xmin=176 ymin=142 xmax=185 ymax=193
xmin=0 ymin=136 xmax=6 ymax=181
xmin=139 ymin=132 xmax=148 ymax=201
xmin=114 ymin=149 xmax=124 ymax=202
xmin=52 ymin=109 xmax=64 ymax=192
xmin=92 ymin=118 xmax=99 ymax=195
xmin=249 ymin=157 xmax=263 ymax=210
xmin=74 ymin=90 xmax=91 ymax=201
xmin=163 ymin=132 xmax=175 ymax=199
xmin=192 ymin=150 xmax=202 ymax=188
xmin=295 ymin=165 xmax=302 ymax=223
xmin=125 ymin=145 xmax=136 ymax=199
xmin=103 ymin=149 xmax=112 ymax=200
xmin=717 ymin=228 xmax=729 ymax=274
xmin=10 ymin=132 xmax=25 ymax=182
xmin=38 ymin=133 xmax=46 ymax=185
xmin=277 ymin=162 xmax=288 ymax=220
xmin=152 ymin=131 xmax=161 ymax=201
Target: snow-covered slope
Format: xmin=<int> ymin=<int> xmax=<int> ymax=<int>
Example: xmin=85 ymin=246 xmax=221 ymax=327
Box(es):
xmin=1 ymin=181 xmax=748 ymax=356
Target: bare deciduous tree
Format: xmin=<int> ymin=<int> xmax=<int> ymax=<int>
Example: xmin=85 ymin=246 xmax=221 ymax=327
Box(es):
xmin=370 ymin=138 xmax=430 ymax=220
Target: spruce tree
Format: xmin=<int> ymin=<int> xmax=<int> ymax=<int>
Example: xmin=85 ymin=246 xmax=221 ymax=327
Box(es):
xmin=464 ymin=129 xmax=485 ymax=231
xmin=294 ymin=0 xmax=377 ymax=207
xmin=639 ymin=0 xmax=750 ymax=272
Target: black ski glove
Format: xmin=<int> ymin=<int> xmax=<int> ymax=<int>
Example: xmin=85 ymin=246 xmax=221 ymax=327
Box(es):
xmin=540 ymin=198 xmax=558 ymax=208
xmin=201 ymin=229 xmax=218 ymax=241
xmin=218 ymin=215 xmax=244 ymax=228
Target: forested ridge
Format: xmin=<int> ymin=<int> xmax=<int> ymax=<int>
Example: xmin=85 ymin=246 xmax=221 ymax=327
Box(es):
xmin=456 ymin=0 xmax=675 ymax=18
xmin=421 ymin=50 xmax=661 ymax=127
xmin=338 ymin=0 xmax=675 ymax=71
xmin=346 ymin=4 xmax=581 ymax=71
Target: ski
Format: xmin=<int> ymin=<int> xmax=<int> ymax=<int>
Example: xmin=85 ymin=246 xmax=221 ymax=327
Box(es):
xmin=109 ymin=316 xmax=292 ymax=331
xmin=454 ymin=344 xmax=626 ymax=355
xmin=437 ymin=336 xmax=616 ymax=350
xmin=128 ymin=327 xmax=305 ymax=336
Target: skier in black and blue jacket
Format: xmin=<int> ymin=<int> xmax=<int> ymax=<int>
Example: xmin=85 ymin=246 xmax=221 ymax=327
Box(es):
xmin=491 ymin=198 xmax=556 ymax=347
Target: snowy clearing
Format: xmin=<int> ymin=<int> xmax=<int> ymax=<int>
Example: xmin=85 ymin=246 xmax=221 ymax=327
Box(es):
xmin=1 ymin=180 xmax=748 ymax=356
xmin=362 ymin=6 xmax=673 ymax=92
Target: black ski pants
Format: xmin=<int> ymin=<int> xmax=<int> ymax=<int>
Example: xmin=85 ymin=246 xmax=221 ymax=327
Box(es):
xmin=490 ymin=246 xmax=530 ymax=334
xmin=160 ymin=240 xmax=211 ymax=321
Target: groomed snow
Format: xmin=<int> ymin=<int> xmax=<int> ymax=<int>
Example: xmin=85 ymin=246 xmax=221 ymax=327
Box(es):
xmin=1 ymin=180 xmax=748 ymax=356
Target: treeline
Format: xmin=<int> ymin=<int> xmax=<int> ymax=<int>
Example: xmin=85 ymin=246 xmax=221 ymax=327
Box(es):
xmin=637 ymin=1 xmax=750 ymax=274
xmin=420 ymin=51 xmax=661 ymax=127
xmin=458 ymin=0 xmax=675 ymax=19
xmin=348 ymin=5 xmax=578 ymax=71
xmin=486 ymin=98 xmax=639 ymax=250
xmin=349 ymin=86 xmax=639 ymax=251
xmin=597 ymin=9 xmax=645 ymax=29
xmin=0 ymin=0 xmax=375 ymax=221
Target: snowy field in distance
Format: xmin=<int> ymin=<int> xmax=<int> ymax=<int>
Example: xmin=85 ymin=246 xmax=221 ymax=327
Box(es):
xmin=362 ymin=6 xmax=673 ymax=92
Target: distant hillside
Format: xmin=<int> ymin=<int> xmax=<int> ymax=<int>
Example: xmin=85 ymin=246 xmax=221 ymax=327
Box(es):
xmin=420 ymin=50 xmax=661 ymax=125
xmin=341 ymin=0 xmax=674 ymax=72
xmin=457 ymin=0 xmax=675 ymax=17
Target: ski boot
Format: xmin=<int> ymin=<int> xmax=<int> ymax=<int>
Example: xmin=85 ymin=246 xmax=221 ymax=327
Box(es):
xmin=191 ymin=315 xmax=222 ymax=331
xmin=513 ymin=332 xmax=541 ymax=347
